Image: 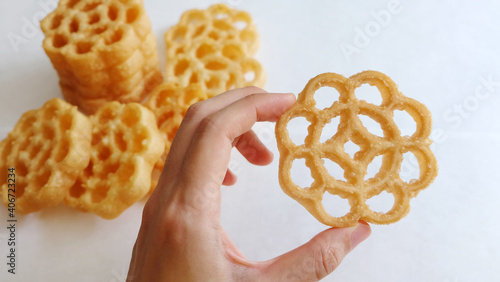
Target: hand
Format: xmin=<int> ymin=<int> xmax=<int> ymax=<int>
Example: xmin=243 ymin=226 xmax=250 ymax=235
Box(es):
xmin=127 ymin=87 xmax=371 ymax=281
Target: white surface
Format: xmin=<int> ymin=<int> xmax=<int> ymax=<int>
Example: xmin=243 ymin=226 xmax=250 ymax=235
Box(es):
xmin=1 ymin=0 xmax=500 ymax=281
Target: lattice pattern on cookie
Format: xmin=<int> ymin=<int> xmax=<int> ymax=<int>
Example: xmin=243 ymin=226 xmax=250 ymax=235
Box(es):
xmin=165 ymin=3 xmax=259 ymax=59
xmin=166 ymin=37 xmax=264 ymax=98
xmin=144 ymin=81 xmax=207 ymax=192
xmin=0 ymin=99 xmax=91 ymax=214
xmin=64 ymin=102 xmax=164 ymax=219
xmin=275 ymin=71 xmax=438 ymax=227
xmin=41 ymin=0 xmax=152 ymax=70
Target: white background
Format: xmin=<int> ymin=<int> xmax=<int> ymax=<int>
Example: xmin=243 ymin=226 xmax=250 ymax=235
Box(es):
xmin=1 ymin=0 xmax=500 ymax=281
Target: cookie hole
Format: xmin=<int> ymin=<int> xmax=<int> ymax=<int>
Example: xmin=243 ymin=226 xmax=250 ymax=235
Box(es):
xmin=84 ymin=162 xmax=93 ymax=177
xmin=400 ymin=152 xmax=420 ymax=183
xmin=115 ymin=132 xmax=127 ymax=152
xmin=42 ymin=124 xmax=55 ymax=139
xmin=175 ymin=47 xmax=184 ymax=55
xmin=16 ymin=182 xmax=26 ymax=198
xmin=214 ymin=11 xmax=229 ymax=20
xmin=91 ymin=183 xmax=110 ymax=203
xmin=55 ymin=139 xmax=69 ymax=162
xmin=344 ymin=140 xmax=360 ymax=159
xmin=208 ymin=31 xmax=220 ymax=41
xmin=51 ymin=14 xmax=64 ymax=29
xmin=234 ymin=21 xmax=247 ymax=30
xmin=365 ymin=155 xmax=383 ymax=180
xmin=196 ymin=43 xmax=216 ymax=58
xmin=319 ymin=116 xmax=340 ymax=143
xmin=359 ymin=114 xmax=383 ymax=137
xmin=76 ymin=41 xmax=93 ymax=54
xmin=189 ymin=73 xmax=199 ymax=84
xmin=91 ymin=26 xmax=107 ymax=35
xmin=205 ymin=60 xmax=227 ymax=71
xmin=322 ymin=193 xmax=351 ymax=217
xmin=118 ymin=163 xmax=134 ymax=183
xmin=108 ymin=5 xmax=119 ymax=21
xmin=98 ymin=146 xmax=111 ymax=160
xmin=126 ymin=6 xmax=139 ymax=23
xmin=206 ymin=76 xmax=221 ymax=90
xmin=53 ymin=34 xmax=68 ymax=48
xmin=355 ymin=84 xmax=382 ymax=106
xmin=184 ymin=88 xmax=204 ymax=105
xmin=174 ymin=59 xmax=190 ymax=76
xmin=158 ymin=112 xmax=174 ymax=128
xmin=394 ymin=110 xmax=417 ymax=137
xmin=132 ymin=128 xmax=147 ymax=152
xmin=222 ymin=44 xmax=243 ymax=61
xmin=105 ymin=162 xmax=120 ymax=175
xmin=82 ymin=1 xmax=100 ymax=11
xmin=69 ymin=180 xmax=85 ymax=198
xmin=366 ymin=191 xmax=395 ymax=213
xmin=322 ymin=158 xmax=346 ymax=181
xmin=67 ymin=0 xmax=81 ymax=9
xmin=213 ymin=20 xmax=232 ymax=31
xmin=121 ymin=107 xmax=140 ymax=127
xmin=243 ymin=70 xmax=254 ymax=83
xmin=287 ymin=116 xmax=310 ymax=145
xmin=193 ymin=25 xmax=206 ymax=37
xmin=156 ymin=89 xmax=176 ymax=108
xmin=291 ymin=158 xmax=314 ymax=189
xmin=69 ymin=18 xmax=79 ymax=33
xmin=35 ymin=170 xmax=51 ymax=189
xmin=29 ymin=143 xmax=42 ymax=159
xmin=88 ymin=13 xmax=100 ymax=24
xmin=105 ymin=29 xmax=123 ymax=45
xmin=60 ymin=114 xmax=73 ymax=131
xmin=314 ymin=87 xmax=339 ymax=110
xmin=92 ymin=131 xmax=103 ymax=146
xmin=16 ymin=162 xmax=28 ymax=177
xmin=43 ymin=104 xmax=58 ymax=119
xmin=100 ymin=107 xmax=115 ymax=122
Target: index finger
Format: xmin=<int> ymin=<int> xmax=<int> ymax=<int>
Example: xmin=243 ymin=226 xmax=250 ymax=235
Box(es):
xmin=178 ymin=93 xmax=296 ymax=202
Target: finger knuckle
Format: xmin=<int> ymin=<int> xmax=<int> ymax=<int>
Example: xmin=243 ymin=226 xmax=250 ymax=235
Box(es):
xmin=313 ymin=243 xmax=343 ymax=279
xmin=184 ymin=101 xmax=207 ymax=122
xmin=197 ymin=114 xmax=222 ymax=134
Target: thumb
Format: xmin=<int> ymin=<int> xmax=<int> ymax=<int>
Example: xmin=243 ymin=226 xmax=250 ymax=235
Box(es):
xmin=264 ymin=221 xmax=371 ymax=281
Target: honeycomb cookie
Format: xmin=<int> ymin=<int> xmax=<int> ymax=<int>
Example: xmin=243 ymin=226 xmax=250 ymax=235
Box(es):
xmin=164 ymin=4 xmax=265 ymax=98
xmin=64 ymin=102 xmax=164 ymax=219
xmin=144 ymin=81 xmax=207 ymax=192
xmin=0 ymin=98 xmax=91 ymax=214
xmin=40 ymin=0 xmax=162 ymax=113
xmin=275 ymin=71 xmax=438 ymax=227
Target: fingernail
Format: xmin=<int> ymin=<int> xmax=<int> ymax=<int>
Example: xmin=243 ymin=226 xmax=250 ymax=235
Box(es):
xmin=350 ymin=221 xmax=371 ymax=249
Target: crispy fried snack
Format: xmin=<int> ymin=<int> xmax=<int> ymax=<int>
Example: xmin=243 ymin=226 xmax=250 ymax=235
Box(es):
xmin=0 ymin=98 xmax=91 ymax=214
xmin=64 ymin=102 xmax=164 ymax=219
xmin=275 ymin=71 xmax=438 ymax=227
xmin=144 ymin=82 xmax=207 ymax=192
xmin=164 ymin=4 xmax=265 ymax=98
xmin=40 ymin=0 xmax=162 ymax=114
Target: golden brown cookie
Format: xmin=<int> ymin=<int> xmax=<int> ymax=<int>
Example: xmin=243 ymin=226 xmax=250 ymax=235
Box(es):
xmin=275 ymin=71 xmax=438 ymax=227
xmin=0 ymin=98 xmax=91 ymax=214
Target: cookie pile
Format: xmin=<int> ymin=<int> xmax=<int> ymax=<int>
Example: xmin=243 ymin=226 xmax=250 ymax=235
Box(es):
xmin=0 ymin=99 xmax=164 ymax=219
xmin=40 ymin=0 xmax=162 ymax=114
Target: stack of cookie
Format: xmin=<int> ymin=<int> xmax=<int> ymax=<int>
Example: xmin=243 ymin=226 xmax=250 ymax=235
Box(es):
xmin=40 ymin=0 xmax=162 ymax=114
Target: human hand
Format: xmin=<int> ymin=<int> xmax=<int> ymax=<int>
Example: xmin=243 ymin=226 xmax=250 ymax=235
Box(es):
xmin=127 ymin=87 xmax=371 ymax=281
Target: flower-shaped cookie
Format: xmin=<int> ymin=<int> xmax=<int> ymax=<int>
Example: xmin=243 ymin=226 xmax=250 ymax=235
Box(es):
xmin=275 ymin=71 xmax=438 ymax=227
